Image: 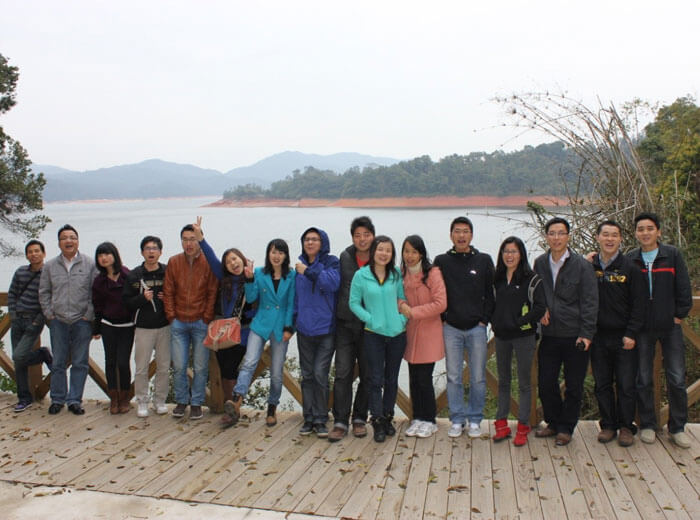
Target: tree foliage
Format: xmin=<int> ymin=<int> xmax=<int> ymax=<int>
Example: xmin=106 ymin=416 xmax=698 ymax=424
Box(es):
xmin=0 ymin=53 xmax=48 ymax=256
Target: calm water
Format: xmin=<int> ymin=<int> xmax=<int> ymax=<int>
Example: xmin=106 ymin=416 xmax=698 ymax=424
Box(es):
xmin=1 ymin=198 xmax=537 ymax=406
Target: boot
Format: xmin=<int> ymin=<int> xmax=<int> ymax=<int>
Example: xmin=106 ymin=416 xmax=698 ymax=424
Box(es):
xmin=118 ymin=390 xmax=131 ymax=414
xmin=513 ymin=422 xmax=531 ymax=447
xmin=266 ymin=404 xmax=277 ymax=427
xmin=224 ymin=392 xmax=242 ymax=425
xmin=493 ymin=419 xmax=512 ymax=442
xmin=384 ymin=413 xmax=396 ymax=436
xmin=108 ymin=389 xmax=119 ymax=415
xmin=221 ymin=378 xmax=235 ymax=403
xmin=372 ymin=416 xmax=386 ymax=443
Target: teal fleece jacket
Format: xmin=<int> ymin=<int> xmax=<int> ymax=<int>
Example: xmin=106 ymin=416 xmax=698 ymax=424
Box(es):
xmin=349 ymin=265 xmax=407 ymax=337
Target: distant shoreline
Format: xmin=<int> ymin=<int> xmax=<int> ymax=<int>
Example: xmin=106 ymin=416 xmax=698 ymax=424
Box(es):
xmin=205 ymin=195 xmax=567 ymax=209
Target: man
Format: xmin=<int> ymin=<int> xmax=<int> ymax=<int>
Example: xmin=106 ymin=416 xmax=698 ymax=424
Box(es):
xmin=590 ymin=221 xmax=645 ymax=447
xmin=123 ymin=236 xmax=170 ymax=418
xmin=328 ymin=216 xmax=375 ymax=442
xmin=8 ymin=240 xmax=52 ymax=412
xmin=295 ymin=227 xmax=340 ymax=438
xmin=434 ymin=216 xmax=495 ymax=438
xmin=163 ymin=224 xmax=218 ymax=420
xmin=39 ymin=225 xmax=97 ymax=415
xmin=534 ymin=217 xmax=598 ymax=446
xmin=629 ymin=212 xmax=692 ymax=448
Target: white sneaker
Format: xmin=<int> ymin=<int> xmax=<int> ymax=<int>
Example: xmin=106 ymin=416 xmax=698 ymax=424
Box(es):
xmin=137 ymin=402 xmax=149 ymax=418
xmin=448 ymin=422 xmax=464 ymax=438
xmin=640 ymin=428 xmax=656 ymax=444
xmin=416 ymin=422 xmax=438 ymax=438
xmin=405 ymin=420 xmax=422 ymax=437
xmin=154 ymin=403 xmax=168 ymax=415
xmin=671 ymin=431 xmax=691 ymax=449
xmin=468 ymin=422 xmax=482 ymax=438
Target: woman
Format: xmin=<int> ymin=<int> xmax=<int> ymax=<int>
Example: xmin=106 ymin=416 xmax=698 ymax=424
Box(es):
xmin=399 ymin=235 xmax=447 ymax=438
xmin=92 ymin=241 xmax=134 ymax=414
xmin=193 ymin=217 xmax=255 ymax=429
xmin=226 ymin=239 xmax=295 ymax=427
xmin=349 ymin=235 xmax=407 ymax=443
xmin=491 ymin=236 xmax=546 ymax=446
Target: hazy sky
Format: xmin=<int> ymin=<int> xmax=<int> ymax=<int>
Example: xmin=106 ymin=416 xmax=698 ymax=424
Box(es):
xmin=2 ymin=0 xmax=699 ymax=172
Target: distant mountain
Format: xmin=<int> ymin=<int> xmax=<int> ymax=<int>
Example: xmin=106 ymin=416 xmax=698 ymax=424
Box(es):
xmin=33 ymin=152 xmax=400 ymax=202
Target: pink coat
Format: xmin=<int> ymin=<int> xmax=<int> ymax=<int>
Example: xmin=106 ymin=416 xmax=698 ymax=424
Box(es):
xmin=402 ymin=266 xmax=447 ymax=364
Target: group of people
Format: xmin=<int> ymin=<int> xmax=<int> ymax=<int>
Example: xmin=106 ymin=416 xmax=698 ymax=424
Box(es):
xmin=6 ymin=211 xmax=693 ymax=449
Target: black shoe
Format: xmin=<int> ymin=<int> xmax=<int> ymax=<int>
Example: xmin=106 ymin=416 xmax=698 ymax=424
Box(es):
xmin=68 ymin=403 xmax=85 ymax=415
xmin=384 ymin=415 xmax=396 ymax=436
xmin=172 ymin=403 xmax=187 ymax=418
xmin=314 ymin=423 xmax=329 ymax=438
xmin=299 ymin=421 xmax=314 ymax=435
xmin=372 ymin=417 xmax=386 ymax=443
xmin=39 ymin=347 xmax=53 ymax=371
xmin=48 ymin=403 xmax=63 ymax=414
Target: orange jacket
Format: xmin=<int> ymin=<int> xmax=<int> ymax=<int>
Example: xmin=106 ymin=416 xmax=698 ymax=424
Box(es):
xmin=163 ymin=252 xmax=218 ymax=324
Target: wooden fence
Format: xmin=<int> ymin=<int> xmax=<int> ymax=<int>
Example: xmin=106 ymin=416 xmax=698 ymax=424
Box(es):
xmin=1 ymin=292 xmax=699 ymax=426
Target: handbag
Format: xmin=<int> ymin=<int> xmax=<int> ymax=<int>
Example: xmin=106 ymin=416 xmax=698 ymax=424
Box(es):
xmin=203 ymin=294 xmax=245 ymax=351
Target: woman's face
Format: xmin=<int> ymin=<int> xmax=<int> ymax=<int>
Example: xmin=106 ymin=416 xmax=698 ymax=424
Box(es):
xmin=374 ymin=241 xmax=393 ymax=267
xmin=97 ymin=252 xmax=115 ymax=270
xmin=269 ymin=246 xmax=286 ymax=267
xmin=502 ymin=243 xmax=521 ymax=270
xmin=402 ymin=242 xmax=422 ymax=268
xmin=225 ymin=251 xmax=245 ymax=275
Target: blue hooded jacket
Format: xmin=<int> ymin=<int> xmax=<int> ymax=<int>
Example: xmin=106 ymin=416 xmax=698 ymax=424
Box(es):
xmin=294 ymin=227 xmax=341 ymax=336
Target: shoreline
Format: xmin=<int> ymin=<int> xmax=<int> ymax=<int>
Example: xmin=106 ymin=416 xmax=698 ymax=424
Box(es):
xmin=205 ymin=195 xmax=567 ymax=209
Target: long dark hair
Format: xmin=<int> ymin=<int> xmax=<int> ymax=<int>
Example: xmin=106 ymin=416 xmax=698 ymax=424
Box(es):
xmin=495 ymin=236 xmax=533 ymax=284
xmin=220 ymin=248 xmax=247 ymax=302
xmin=369 ymin=235 xmax=397 ymax=283
xmin=400 ymin=235 xmax=431 ymax=284
xmin=95 ymin=241 xmax=123 ymax=275
xmin=263 ymin=239 xmax=290 ymax=278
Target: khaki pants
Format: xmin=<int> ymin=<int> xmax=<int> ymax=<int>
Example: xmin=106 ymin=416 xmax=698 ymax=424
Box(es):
xmin=133 ymin=326 xmax=171 ymax=405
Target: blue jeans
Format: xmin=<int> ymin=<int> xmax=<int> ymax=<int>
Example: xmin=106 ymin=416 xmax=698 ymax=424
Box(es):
xmin=637 ymin=325 xmax=687 ymax=433
xmin=11 ymin=314 xmax=45 ymax=403
xmin=298 ymin=332 xmax=335 ymax=423
xmin=444 ymin=323 xmax=487 ymax=425
xmin=234 ymin=330 xmax=289 ymax=406
xmin=49 ymin=319 xmax=92 ymax=406
xmin=363 ymin=331 xmax=406 ymax=419
xmin=170 ymin=319 xmax=209 ymax=406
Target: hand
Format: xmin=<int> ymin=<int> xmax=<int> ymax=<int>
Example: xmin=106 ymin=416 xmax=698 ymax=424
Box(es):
xmin=399 ymin=302 xmax=412 ymax=319
xmin=143 ymin=288 xmax=154 ymax=301
xmin=295 ymin=262 xmax=307 ymax=275
xmin=93 ymin=334 xmax=101 ymax=340
xmin=674 ymin=317 xmax=682 ymax=325
xmin=576 ymin=337 xmax=591 ymax=351
xmin=540 ymin=309 xmax=550 ymax=326
xmin=192 ymin=216 xmax=204 ymax=242
xmin=622 ymin=336 xmax=635 ymax=350
xmin=283 ymin=330 xmax=293 ymax=342
xmin=584 ymin=251 xmax=596 ymax=263
xmin=244 ymin=260 xmax=255 ymax=279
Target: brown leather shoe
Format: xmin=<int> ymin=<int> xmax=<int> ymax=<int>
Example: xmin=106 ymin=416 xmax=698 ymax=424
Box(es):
xmin=555 ymin=432 xmax=572 ymax=446
xmin=108 ymin=389 xmax=119 ymax=415
xmin=535 ymin=425 xmax=557 ymax=438
xmin=266 ymin=404 xmax=277 ymax=427
xmin=352 ymin=422 xmax=367 ymax=438
xmin=118 ymin=390 xmax=131 ymax=414
xmin=328 ymin=425 xmax=347 ymax=442
xmin=618 ymin=427 xmax=634 ymax=447
xmin=597 ymin=429 xmax=616 ymax=443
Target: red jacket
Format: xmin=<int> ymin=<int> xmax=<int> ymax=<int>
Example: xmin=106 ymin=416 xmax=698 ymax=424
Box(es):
xmin=163 ymin=252 xmax=218 ymax=324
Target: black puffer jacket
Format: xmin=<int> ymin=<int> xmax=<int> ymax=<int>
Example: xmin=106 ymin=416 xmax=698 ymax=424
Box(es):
xmin=491 ymin=272 xmax=546 ymax=340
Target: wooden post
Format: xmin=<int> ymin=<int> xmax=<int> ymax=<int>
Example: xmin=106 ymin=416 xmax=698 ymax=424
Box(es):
xmin=207 ymin=353 xmax=224 ymax=413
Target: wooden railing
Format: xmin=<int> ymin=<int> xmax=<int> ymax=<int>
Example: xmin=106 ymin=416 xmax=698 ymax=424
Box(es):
xmin=1 ymin=292 xmax=698 ymax=425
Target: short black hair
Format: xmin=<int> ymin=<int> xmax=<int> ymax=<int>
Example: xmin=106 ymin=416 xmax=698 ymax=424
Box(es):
xmin=350 ymin=216 xmax=375 ymax=236
xmin=544 ymin=217 xmax=570 ymax=234
xmin=180 ymin=224 xmax=195 ymax=237
xmin=57 ymin=224 xmax=78 ymax=240
xmin=140 ymin=235 xmax=163 ymax=251
xmin=450 ymin=216 xmax=473 ymax=233
xmin=634 ymin=212 xmax=660 ymax=230
xmin=596 ymin=220 xmax=622 ymax=235
xmin=95 ymin=241 xmax=123 ymax=275
xmin=25 ymin=239 xmax=45 ymax=254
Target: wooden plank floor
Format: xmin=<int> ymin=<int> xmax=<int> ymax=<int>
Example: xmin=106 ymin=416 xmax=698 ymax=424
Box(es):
xmin=1 ymin=393 xmax=699 ymax=519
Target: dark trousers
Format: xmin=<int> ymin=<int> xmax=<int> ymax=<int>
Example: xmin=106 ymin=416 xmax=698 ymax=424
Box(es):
xmin=636 ymin=325 xmax=687 ymax=433
xmin=298 ymin=332 xmax=335 ymax=424
xmin=364 ymin=331 xmax=406 ymax=419
xmin=408 ymin=362 xmax=436 ymax=422
xmin=590 ymin=334 xmax=638 ymax=432
xmin=495 ymin=335 xmax=536 ymax=424
xmin=537 ymin=335 xmax=590 ymax=435
xmin=332 ymin=322 xmax=369 ymax=426
xmin=216 ymin=344 xmax=246 ymax=380
xmin=101 ymin=324 xmax=135 ymax=391
xmin=11 ymin=314 xmax=45 ymax=403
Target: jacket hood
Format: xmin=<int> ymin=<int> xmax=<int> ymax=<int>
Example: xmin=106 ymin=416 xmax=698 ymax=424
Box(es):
xmin=299 ymin=227 xmax=330 ymax=264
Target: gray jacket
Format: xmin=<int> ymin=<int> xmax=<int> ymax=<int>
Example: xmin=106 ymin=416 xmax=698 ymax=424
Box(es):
xmin=533 ymin=249 xmax=598 ymax=339
xmin=39 ymin=252 xmax=98 ymax=324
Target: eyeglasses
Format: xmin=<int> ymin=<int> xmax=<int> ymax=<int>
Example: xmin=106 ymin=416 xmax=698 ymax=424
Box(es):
xmin=59 ymin=236 xmax=78 ymax=242
xmin=502 ymin=249 xmax=519 ymax=255
xmin=143 ymin=246 xmax=161 ymax=252
xmin=546 ymin=231 xmax=569 ymax=238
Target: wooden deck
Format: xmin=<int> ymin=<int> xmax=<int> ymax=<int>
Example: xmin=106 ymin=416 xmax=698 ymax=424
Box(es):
xmin=1 ymin=394 xmax=699 ymax=519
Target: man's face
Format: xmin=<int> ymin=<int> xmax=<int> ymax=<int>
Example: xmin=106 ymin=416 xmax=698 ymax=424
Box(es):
xmin=450 ymin=224 xmax=472 ymax=252
xmin=141 ymin=241 xmax=162 ymax=265
xmin=352 ymin=226 xmax=374 ymax=253
xmin=303 ymin=231 xmax=322 ymax=259
xmin=26 ymin=244 xmax=45 ymax=268
xmin=546 ymin=223 xmax=569 ymax=255
xmin=180 ymin=231 xmax=200 ymax=257
xmin=596 ymin=225 xmax=622 ymax=257
xmin=58 ymin=229 xmax=79 ymax=258
xmin=635 ymin=219 xmax=661 ymax=250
